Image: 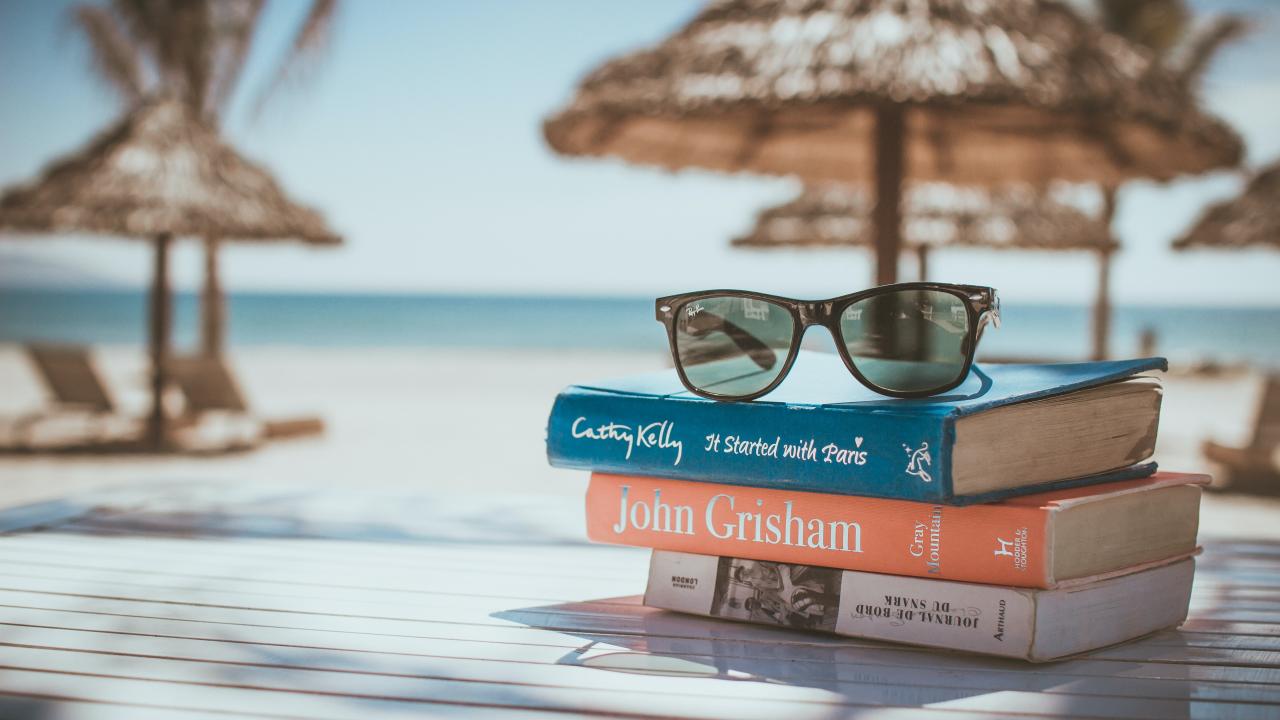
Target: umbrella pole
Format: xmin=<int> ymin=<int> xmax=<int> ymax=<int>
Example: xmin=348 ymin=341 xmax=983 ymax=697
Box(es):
xmin=872 ymin=106 xmax=905 ymax=286
xmin=916 ymin=245 xmax=930 ymax=281
xmin=201 ymin=236 xmax=225 ymax=358
xmin=147 ymin=233 xmax=173 ymax=451
xmin=1092 ymin=187 xmax=1117 ymax=361
xmin=1093 ymin=248 xmax=1113 ymax=361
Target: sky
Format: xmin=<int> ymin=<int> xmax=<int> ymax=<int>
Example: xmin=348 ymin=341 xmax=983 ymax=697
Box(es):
xmin=1 ymin=0 xmax=1278 ymax=306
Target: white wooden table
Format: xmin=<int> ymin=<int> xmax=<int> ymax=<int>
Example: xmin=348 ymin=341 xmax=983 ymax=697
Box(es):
xmin=0 ymin=483 xmax=1276 ymax=719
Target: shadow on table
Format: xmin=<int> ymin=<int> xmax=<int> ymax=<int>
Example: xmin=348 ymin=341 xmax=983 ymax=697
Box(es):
xmin=495 ymin=598 xmax=1206 ymax=717
xmin=2 ymin=482 xmax=590 ymax=546
xmin=0 ymin=697 xmax=55 ymax=720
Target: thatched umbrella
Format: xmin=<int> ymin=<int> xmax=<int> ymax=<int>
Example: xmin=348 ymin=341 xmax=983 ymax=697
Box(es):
xmin=544 ymin=0 xmax=1242 ymax=285
xmin=1174 ymin=161 xmax=1280 ymax=251
xmin=733 ymin=183 xmax=1118 ymax=357
xmin=0 ymin=98 xmax=341 ymax=450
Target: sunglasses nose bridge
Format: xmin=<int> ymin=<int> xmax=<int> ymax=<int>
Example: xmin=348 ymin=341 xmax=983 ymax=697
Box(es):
xmin=796 ymin=301 xmax=835 ymax=326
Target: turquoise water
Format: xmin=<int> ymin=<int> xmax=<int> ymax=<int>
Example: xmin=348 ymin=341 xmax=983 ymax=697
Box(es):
xmin=1 ymin=289 xmax=1277 ymax=367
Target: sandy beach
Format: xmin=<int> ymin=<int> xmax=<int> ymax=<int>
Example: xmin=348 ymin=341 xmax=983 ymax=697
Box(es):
xmin=0 ymin=343 xmax=1274 ymax=539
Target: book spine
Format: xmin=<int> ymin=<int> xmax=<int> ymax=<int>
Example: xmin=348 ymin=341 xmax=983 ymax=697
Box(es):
xmin=548 ymin=388 xmax=954 ymax=502
xmin=590 ymin=474 xmax=1052 ymax=587
xmin=646 ymin=550 xmax=1038 ymax=660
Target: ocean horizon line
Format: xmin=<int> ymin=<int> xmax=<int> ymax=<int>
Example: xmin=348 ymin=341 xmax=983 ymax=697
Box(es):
xmin=2 ymin=287 xmax=1277 ymax=366
xmin=3 ymin=286 xmax=1279 ymax=311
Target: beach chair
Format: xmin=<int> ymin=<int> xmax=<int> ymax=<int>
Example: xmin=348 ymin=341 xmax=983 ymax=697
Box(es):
xmin=9 ymin=344 xmax=135 ymax=447
xmin=169 ymin=355 xmax=325 ymax=446
xmin=1204 ymin=374 xmax=1280 ymax=493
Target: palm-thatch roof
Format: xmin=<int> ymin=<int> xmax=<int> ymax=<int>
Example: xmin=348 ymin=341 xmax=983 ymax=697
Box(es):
xmin=1173 ymin=161 xmax=1280 ymax=250
xmin=0 ymin=98 xmax=340 ymax=244
xmin=544 ymin=0 xmax=1242 ymax=186
xmin=734 ymin=184 xmax=1116 ymax=251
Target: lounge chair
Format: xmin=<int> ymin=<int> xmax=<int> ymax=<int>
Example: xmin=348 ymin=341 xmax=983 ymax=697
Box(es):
xmin=1204 ymin=374 xmax=1280 ymax=494
xmin=168 ymin=354 xmax=325 ymax=447
xmin=8 ymin=344 xmax=138 ymax=448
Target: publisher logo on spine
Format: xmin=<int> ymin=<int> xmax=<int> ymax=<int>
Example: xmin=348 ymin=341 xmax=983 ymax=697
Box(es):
xmin=903 ymin=442 xmax=932 ymax=483
xmin=993 ymin=527 xmax=1029 ymax=571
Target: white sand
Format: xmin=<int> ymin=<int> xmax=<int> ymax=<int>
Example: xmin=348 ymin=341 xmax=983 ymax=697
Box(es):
xmin=0 ymin=344 xmax=1274 ymax=538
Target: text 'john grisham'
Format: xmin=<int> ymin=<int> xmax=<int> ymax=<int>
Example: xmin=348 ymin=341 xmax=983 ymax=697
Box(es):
xmin=571 ymin=417 xmax=869 ymax=468
xmin=612 ymin=485 xmax=863 ymax=553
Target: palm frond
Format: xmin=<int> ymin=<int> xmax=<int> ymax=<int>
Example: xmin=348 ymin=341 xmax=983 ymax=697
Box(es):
xmin=72 ymin=5 xmax=147 ymax=104
xmin=249 ymin=0 xmax=337 ymax=118
xmin=108 ymin=0 xmax=166 ymax=64
xmin=205 ymin=0 xmax=267 ymax=122
xmin=170 ymin=1 xmax=216 ymax=118
xmin=1174 ymin=15 xmax=1249 ymax=87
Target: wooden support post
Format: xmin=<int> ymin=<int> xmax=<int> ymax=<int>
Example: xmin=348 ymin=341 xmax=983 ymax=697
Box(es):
xmin=201 ymin=236 xmax=225 ymax=358
xmin=1092 ymin=187 xmax=1117 ymax=361
xmin=873 ymin=105 xmax=905 ymax=286
xmin=147 ymin=233 xmax=173 ymax=451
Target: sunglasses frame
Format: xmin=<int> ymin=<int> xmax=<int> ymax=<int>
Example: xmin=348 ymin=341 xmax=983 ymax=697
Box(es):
xmin=655 ymin=282 xmax=1001 ymax=401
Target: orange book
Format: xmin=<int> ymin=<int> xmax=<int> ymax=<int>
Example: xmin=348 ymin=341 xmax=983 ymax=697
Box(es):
xmin=586 ymin=471 xmax=1206 ymax=588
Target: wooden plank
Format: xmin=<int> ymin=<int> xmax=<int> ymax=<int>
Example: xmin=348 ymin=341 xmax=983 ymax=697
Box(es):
xmin=1 ymin=533 xmax=1278 ymax=645
xmin=4 ymin=610 xmax=1280 ymax=705
xmin=46 ymin=492 xmax=589 ymax=548
xmin=1 ymin=558 xmax=1276 ymax=652
xmin=47 ymin=518 xmax=1280 ymax=594
xmin=12 ymin=531 xmax=643 ymax=581
xmin=1200 ymin=542 xmax=1280 ymax=558
xmin=0 ymin=531 xmax=1273 ymax=605
xmin=0 ymin=544 xmax=645 ymax=602
xmin=0 ymin=556 xmax=637 ymax=609
xmin=2 ymin=643 xmax=1277 ymax=720
xmin=15 ymin=525 xmax=1280 ymax=597
xmin=0 ymin=647 xmax=1088 ymax=720
xmin=3 ymin=587 xmax=1280 ymax=689
xmin=4 ymin=542 xmax=1280 ymax=613
xmin=1182 ymin=619 xmax=1280 ymax=638
xmin=5 ymin=568 xmax=1280 ymax=669
xmin=0 ymin=667 xmax=666 ymax=720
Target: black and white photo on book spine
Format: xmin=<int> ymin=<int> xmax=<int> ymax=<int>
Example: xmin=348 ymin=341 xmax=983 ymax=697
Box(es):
xmin=709 ymin=557 xmax=841 ymax=631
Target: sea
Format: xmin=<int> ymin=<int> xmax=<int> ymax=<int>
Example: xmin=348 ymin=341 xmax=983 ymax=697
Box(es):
xmin=1 ymin=289 xmax=1277 ymax=367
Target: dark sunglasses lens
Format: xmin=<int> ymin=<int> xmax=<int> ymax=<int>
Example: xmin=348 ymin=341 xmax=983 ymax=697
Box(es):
xmin=674 ymin=296 xmax=795 ymax=398
xmin=839 ymin=289 xmax=970 ymax=394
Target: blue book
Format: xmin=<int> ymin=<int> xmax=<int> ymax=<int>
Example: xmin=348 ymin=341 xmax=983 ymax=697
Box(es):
xmin=547 ymin=351 xmax=1166 ymax=505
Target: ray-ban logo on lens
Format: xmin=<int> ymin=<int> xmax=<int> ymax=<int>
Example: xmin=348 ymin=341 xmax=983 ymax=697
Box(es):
xmin=686 ymin=304 xmax=705 ymax=318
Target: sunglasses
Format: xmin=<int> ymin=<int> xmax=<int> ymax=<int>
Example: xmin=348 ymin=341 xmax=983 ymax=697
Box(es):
xmin=655 ymin=283 xmax=1000 ymax=401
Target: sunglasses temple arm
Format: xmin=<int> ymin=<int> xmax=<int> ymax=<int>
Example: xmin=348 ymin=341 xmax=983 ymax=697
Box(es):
xmin=969 ymin=363 xmax=994 ymax=394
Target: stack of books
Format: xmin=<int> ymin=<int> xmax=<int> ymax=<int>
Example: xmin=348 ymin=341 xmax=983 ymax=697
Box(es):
xmin=547 ymin=350 xmax=1206 ymax=661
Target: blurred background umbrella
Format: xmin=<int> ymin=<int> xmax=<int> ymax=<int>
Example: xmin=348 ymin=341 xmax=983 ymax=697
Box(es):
xmin=1173 ymin=160 xmax=1280 ymax=251
xmin=544 ymin=0 xmax=1242 ymax=289
xmin=732 ymin=183 xmax=1117 ymax=357
xmin=71 ymin=0 xmax=339 ymax=358
xmin=0 ymin=98 xmax=341 ymax=450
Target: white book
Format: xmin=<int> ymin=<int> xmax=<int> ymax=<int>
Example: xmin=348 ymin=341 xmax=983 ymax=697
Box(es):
xmin=645 ymin=550 xmax=1194 ymax=662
